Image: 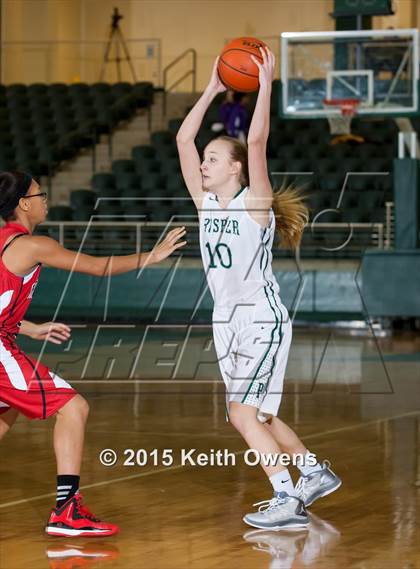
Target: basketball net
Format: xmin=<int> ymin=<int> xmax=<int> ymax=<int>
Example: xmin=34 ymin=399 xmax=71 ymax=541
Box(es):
xmin=323 ymin=98 xmax=364 ymax=144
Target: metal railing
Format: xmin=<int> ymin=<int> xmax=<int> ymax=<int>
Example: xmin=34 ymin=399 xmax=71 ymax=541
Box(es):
xmin=384 ymin=201 xmax=394 ymax=249
xmin=37 ymin=220 xmax=384 ymax=258
xmin=162 ymin=49 xmax=197 ymax=116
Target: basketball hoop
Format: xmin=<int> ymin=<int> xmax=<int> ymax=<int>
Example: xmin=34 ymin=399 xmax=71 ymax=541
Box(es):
xmin=323 ymin=98 xmax=364 ymax=144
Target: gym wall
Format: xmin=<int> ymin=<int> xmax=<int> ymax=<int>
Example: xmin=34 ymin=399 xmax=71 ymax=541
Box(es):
xmin=1 ymin=0 xmax=418 ymax=88
xmin=1 ymin=0 xmax=333 ymax=87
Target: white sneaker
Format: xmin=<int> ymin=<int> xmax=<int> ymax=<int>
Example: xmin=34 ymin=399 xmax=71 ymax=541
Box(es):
xmin=243 ymin=491 xmax=309 ymax=530
xmin=295 ymin=461 xmax=342 ymax=507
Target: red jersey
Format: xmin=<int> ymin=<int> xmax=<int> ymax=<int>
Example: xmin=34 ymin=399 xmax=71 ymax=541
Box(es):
xmin=0 ymin=222 xmax=41 ymax=340
xmin=0 ymin=221 xmax=75 ymax=420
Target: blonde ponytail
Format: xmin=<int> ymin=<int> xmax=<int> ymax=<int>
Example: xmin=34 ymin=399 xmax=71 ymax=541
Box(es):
xmin=272 ymin=184 xmax=309 ymax=250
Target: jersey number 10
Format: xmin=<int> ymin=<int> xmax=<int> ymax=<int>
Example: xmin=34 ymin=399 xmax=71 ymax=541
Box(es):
xmin=205 ymin=242 xmax=232 ymax=269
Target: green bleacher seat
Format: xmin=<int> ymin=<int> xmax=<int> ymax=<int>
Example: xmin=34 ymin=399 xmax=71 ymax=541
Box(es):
xmin=90 ymin=83 xmax=111 ymax=94
xmin=374 ymin=175 xmax=392 ymax=193
xmin=168 ymin=118 xmax=183 ymax=135
xmin=97 ymin=202 xmax=125 ymax=221
xmin=361 ymin=190 xmax=383 ymax=210
xmin=320 ymin=175 xmax=341 ymax=192
xmin=347 ymin=176 xmax=372 ymax=192
xmin=92 ymin=173 xmax=116 ymax=190
xmin=72 ymin=206 xmax=95 ymax=221
xmin=115 ymin=172 xmax=141 ymax=191
xmin=70 ymin=189 xmax=97 ymax=209
xmin=288 ymin=158 xmax=312 ymax=172
xmin=112 ymin=94 xmax=137 ymax=121
xmin=317 ymin=159 xmax=337 ymax=175
xmin=151 ymin=130 xmax=175 ymax=147
xmin=7 ymin=84 xmax=27 ymax=96
xmin=96 ymin=186 xmax=121 ymax=198
xmin=341 ymin=206 xmax=364 ymax=222
xmin=368 ymin=158 xmax=390 ymax=173
xmin=155 ymin=145 xmax=178 ymax=160
xmin=268 ymin=158 xmax=283 ymax=174
xmin=134 ymin=159 xmax=161 ymax=175
xmin=111 ymin=82 xmax=132 ymax=97
xmin=160 ymin=158 xmax=181 ymax=176
xmin=132 ymin=145 xmax=156 ymax=161
xmin=48 ymin=206 xmax=73 ymax=221
xmin=133 ymin=82 xmax=154 ymax=108
xmin=112 ymin=159 xmax=135 ymax=175
xmin=122 ymin=202 xmax=150 ymax=220
xmin=165 ymin=173 xmax=186 ymax=195
xmin=141 ymin=172 xmax=166 ymax=192
xmin=27 ymin=83 xmax=48 ymax=96
xmin=339 ymin=157 xmax=363 ymax=172
xmin=195 ymin=129 xmax=216 ymax=149
xmin=120 ymin=187 xmax=143 ymax=198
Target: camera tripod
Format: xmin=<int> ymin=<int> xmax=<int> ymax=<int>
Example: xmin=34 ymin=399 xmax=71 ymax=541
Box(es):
xmin=99 ymin=7 xmax=137 ymax=82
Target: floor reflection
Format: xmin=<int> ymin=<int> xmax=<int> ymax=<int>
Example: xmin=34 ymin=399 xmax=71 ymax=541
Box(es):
xmin=243 ymin=513 xmax=340 ymax=569
xmin=46 ymin=542 xmax=119 ymax=569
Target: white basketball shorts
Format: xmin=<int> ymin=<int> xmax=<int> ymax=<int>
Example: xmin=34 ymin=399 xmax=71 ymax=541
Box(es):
xmin=212 ymin=296 xmax=292 ymax=422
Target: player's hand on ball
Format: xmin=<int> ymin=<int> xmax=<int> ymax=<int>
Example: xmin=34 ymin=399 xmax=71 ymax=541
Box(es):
xmin=251 ymin=46 xmax=275 ymax=88
xmin=207 ymin=57 xmax=227 ymax=95
xmin=31 ymin=322 xmax=71 ymax=345
xmin=150 ymin=226 xmax=187 ymax=264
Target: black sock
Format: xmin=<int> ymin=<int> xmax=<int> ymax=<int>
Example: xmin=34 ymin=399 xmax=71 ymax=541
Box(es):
xmin=56 ymin=475 xmax=80 ymax=508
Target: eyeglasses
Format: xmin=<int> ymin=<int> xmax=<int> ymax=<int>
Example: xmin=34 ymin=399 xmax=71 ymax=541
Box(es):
xmin=24 ymin=192 xmax=48 ymax=201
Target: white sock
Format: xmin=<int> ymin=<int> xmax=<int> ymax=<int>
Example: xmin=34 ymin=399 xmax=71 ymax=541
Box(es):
xmin=269 ymin=470 xmax=296 ymax=496
xmin=298 ymin=451 xmax=322 ymax=477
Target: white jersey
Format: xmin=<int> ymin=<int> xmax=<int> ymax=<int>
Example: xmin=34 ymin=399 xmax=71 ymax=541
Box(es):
xmin=199 ymin=187 xmax=280 ymax=308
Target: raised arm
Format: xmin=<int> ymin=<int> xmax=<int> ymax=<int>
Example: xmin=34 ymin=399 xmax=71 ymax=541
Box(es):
xmin=246 ymin=47 xmax=276 ymax=221
xmin=3 ymin=227 xmax=186 ymax=277
xmin=176 ymin=58 xmax=226 ymax=210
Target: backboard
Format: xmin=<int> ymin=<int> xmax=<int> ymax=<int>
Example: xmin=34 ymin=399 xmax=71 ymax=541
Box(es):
xmin=281 ymin=29 xmax=419 ymax=118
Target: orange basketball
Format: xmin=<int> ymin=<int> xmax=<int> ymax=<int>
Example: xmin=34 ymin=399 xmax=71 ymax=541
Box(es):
xmin=218 ymin=37 xmax=267 ymax=92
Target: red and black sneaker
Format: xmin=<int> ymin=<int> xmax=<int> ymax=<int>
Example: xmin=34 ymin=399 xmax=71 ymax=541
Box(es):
xmin=45 ymin=493 xmax=119 ymax=537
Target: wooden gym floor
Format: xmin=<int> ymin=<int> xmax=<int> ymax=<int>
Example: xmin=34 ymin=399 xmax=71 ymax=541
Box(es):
xmin=0 ymin=328 xmax=419 ymax=569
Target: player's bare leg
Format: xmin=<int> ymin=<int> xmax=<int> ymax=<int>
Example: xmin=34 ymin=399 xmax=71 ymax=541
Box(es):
xmin=46 ymin=394 xmax=119 ymax=537
xmin=54 ymin=394 xmax=89 ymax=475
xmin=229 ymin=402 xmax=289 ymax=478
xmin=264 ymin=416 xmax=341 ymax=508
xmin=0 ymin=408 xmax=19 ymax=440
xmin=229 ymin=401 xmax=308 ymax=530
xmin=263 ymin=416 xmax=307 ymax=458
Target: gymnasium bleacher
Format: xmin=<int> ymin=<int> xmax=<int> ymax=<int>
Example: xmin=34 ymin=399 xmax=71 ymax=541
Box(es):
xmin=0 ymin=81 xmax=154 ymax=176
xmin=0 ymin=73 xmax=408 ymax=259
xmin=35 ymin=78 xmax=401 ymax=259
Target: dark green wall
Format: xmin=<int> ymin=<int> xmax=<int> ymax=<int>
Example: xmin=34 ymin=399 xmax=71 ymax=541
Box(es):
xmin=26 ymin=251 xmax=420 ymax=322
xmin=26 ymin=265 xmax=363 ymax=323
xmin=361 ymin=250 xmax=420 ymax=316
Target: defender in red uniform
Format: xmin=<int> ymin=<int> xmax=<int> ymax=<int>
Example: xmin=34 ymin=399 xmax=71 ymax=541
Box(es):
xmin=0 ymin=171 xmax=186 ymax=537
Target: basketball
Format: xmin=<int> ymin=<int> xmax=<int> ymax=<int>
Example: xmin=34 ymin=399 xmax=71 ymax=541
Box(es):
xmin=2 ymin=3 xmax=420 ymax=566
xmin=218 ymin=37 xmax=267 ymax=92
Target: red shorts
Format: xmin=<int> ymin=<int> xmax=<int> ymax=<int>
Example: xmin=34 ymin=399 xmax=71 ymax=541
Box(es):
xmin=0 ymin=338 xmax=76 ymax=420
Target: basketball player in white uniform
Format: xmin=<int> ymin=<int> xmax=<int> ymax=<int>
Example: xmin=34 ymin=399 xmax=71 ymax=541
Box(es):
xmin=176 ymin=47 xmax=341 ymax=530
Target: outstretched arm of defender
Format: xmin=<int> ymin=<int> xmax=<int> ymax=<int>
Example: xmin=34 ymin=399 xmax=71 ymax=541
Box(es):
xmin=176 ymin=58 xmax=226 ymax=209
xmin=9 ymin=227 xmax=186 ymax=277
